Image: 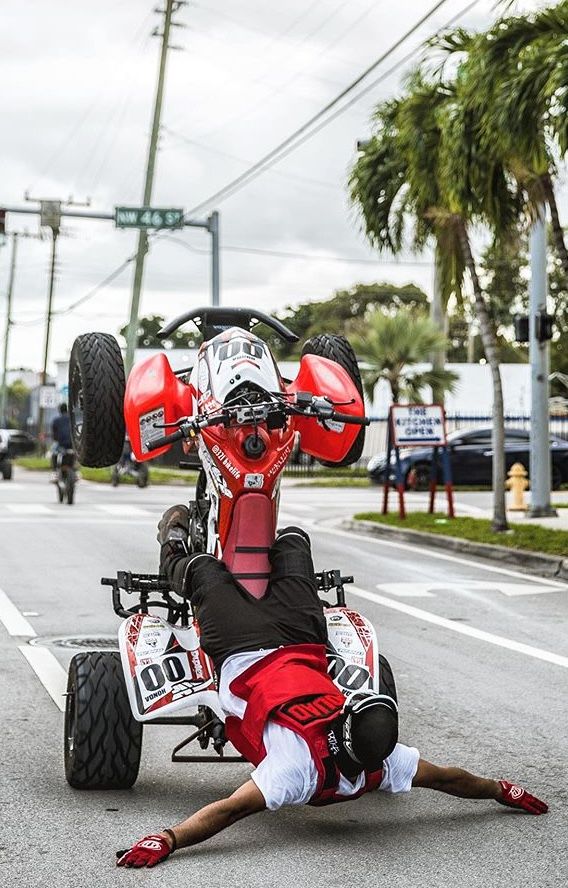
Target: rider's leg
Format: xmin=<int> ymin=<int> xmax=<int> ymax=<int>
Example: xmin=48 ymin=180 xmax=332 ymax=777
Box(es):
xmin=263 ymin=526 xmax=328 ymax=646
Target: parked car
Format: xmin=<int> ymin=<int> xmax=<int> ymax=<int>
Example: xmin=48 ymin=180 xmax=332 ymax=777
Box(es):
xmin=0 ymin=428 xmax=37 ymax=481
xmin=367 ymin=427 xmax=568 ymax=490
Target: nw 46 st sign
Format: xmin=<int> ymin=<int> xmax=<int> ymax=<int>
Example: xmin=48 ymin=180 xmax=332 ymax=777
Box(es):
xmin=115 ymin=207 xmax=184 ymax=229
xmin=391 ymin=404 xmax=447 ymax=447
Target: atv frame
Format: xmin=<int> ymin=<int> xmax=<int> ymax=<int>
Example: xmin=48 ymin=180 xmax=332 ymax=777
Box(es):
xmin=101 ymin=569 xmax=354 ymax=764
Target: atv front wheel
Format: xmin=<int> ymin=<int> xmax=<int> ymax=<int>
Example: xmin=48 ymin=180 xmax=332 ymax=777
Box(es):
xmin=64 ymin=651 xmax=142 ymax=790
xmin=301 ymin=333 xmax=366 ymax=467
xmin=69 ymin=333 xmax=125 ymax=467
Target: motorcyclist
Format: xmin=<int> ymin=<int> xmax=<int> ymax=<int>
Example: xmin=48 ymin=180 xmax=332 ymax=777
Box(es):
xmin=116 ymin=506 xmax=548 ymax=869
xmin=50 ymin=403 xmax=73 ymax=474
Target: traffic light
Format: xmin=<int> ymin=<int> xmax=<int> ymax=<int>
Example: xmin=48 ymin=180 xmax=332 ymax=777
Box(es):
xmin=536 ymin=311 xmax=554 ymax=342
xmin=514 ymin=315 xmax=529 ymax=342
xmin=0 ymin=209 xmax=5 ymax=237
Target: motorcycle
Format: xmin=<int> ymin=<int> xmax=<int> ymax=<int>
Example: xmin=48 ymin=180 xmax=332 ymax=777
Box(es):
xmin=111 ymin=447 xmax=149 ymax=488
xmin=64 ymin=307 xmax=377 ymax=789
xmin=55 ymin=448 xmax=77 ymax=505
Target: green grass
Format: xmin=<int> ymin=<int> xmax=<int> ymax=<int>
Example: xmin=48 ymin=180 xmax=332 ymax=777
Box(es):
xmin=354 ymin=511 xmax=568 ymax=557
xmin=16 ymin=457 xmax=50 ymax=471
xmin=16 ymin=458 xmax=198 ymax=486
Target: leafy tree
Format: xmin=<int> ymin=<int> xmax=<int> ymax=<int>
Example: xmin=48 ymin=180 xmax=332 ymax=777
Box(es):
xmin=350 ymin=72 xmax=515 ymax=530
xmin=259 ymin=282 xmax=428 ymax=359
xmin=119 ymin=315 xmax=200 ymax=350
xmin=353 ymin=312 xmax=458 ymax=403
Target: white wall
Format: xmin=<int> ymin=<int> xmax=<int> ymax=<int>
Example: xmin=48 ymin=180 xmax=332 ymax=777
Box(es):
xmin=371 ymin=363 xmax=531 ymax=417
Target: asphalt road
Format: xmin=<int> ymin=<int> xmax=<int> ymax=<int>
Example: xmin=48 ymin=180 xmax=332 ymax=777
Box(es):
xmin=1 ymin=470 xmax=567 ymax=887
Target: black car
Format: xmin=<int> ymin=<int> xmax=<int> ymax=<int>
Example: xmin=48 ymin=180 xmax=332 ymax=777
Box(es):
xmin=367 ymin=427 xmax=568 ymax=490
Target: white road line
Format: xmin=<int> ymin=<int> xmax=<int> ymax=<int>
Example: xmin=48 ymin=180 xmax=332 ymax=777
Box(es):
xmin=0 ymin=483 xmax=24 ymax=490
xmin=350 ymin=585 xmax=568 ymax=669
xmin=376 ymin=581 xmax=557 ymax=598
xmin=0 ymin=588 xmax=36 ymax=636
xmin=19 ymin=645 xmax=67 ymax=712
xmin=96 ymin=504 xmax=153 ymax=517
xmin=6 ymin=503 xmax=52 ymax=515
xmin=314 ymin=521 xmax=568 ymax=590
xmin=377 ymin=583 xmax=435 ymax=598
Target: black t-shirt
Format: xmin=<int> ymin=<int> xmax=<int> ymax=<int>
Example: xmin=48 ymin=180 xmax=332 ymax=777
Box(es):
xmin=52 ymin=414 xmax=72 ymax=448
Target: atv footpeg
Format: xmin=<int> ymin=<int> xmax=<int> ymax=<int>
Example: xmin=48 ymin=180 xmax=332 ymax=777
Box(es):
xmin=172 ymin=708 xmax=244 ymax=764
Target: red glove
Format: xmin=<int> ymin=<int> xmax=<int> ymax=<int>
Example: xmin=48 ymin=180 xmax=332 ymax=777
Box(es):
xmin=116 ymin=833 xmax=172 ymax=868
xmin=498 ymin=780 xmax=548 ymax=815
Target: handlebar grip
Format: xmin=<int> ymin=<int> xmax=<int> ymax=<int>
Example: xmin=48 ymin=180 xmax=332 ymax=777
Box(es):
xmin=145 ymin=428 xmax=185 ymax=452
xmin=331 ymin=412 xmax=370 ymax=426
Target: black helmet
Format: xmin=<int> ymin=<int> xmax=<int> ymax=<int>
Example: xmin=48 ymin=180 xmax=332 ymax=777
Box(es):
xmin=328 ymin=691 xmax=398 ymax=776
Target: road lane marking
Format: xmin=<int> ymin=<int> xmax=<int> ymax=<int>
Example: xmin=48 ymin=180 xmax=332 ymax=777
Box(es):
xmin=19 ymin=645 xmax=67 ymax=711
xmin=96 ymin=504 xmax=153 ymax=517
xmin=0 ymin=588 xmax=36 ymax=636
xmin=376 ymin=581 xmax=557 ymax=598
xmin=350 ymin=586 xmax=568 ymax=669
xmin=6 ymin=503 xmax=52 ymax=514
xmin=377 ymin=583 xmax=435 ymax=598
xmin=315 ymin=522 xmax=568 ymax=590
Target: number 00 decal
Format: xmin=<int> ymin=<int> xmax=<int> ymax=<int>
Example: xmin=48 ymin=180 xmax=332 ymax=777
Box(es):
xmin=327 ymin=655 xmax=370 ymax=691
xmin=140 ymin=655 xmax=187 ymax=691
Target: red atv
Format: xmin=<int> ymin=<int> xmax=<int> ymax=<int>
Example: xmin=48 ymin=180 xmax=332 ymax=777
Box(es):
xmin=64 ymin=308 xmax=378 ymax=789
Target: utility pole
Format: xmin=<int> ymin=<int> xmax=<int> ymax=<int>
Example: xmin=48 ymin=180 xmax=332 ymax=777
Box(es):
xmin=0 ymin=234 xmax=18 ymax=425
xmin=529 ymin=214 xmax=557 ymax=517
xmin=125 ymin=0 xmax=185 ymax=374
xmin=37 ymin=227 xmax=59 ymax=443
xmin=209 ymin=210 xmax=220 ymax=307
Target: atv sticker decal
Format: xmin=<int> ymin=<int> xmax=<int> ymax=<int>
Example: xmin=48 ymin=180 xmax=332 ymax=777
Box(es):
xmin=244 ymin=473 xmax=264 ymax=489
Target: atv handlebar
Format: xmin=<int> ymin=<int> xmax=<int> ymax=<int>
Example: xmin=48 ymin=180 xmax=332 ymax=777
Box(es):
xmin=144 ymin=395 xmax=368 ymax=451
xmin=328 ymin=411 xmax=370 ymax=426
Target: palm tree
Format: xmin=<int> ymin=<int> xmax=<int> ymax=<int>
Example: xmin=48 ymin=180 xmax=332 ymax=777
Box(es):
xmin=350 ymin=73 xmax=515 ymax=530
xmin=354 ymin=312 xmax=458 ymax=404
xmin=433 ymin=6 xmax=568 ymax=275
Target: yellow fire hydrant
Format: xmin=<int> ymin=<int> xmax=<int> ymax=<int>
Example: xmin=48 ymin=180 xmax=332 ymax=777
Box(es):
xmin=506 ymin=462 xmax=529 ymax=511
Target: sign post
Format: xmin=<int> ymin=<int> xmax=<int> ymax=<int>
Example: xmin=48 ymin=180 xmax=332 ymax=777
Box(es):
xmin=382 ymin=404 xmax=454 ymax=520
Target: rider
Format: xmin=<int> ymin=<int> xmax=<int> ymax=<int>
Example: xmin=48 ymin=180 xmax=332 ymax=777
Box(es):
xmin=50 ymin=403 xmax=72 ymax=472
xmin=117 ymin=506 xmax=548 ymax=869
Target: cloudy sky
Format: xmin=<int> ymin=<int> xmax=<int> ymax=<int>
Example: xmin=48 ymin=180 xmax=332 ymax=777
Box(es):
xmin=1 ymin=0 xmax=549 ymax=374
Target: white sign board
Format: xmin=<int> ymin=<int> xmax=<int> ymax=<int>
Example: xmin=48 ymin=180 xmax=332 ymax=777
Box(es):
xmin=391 ymin=404 xmax=446 ymax=447
xmin=39 ymin=385 xmax=58 ymax=409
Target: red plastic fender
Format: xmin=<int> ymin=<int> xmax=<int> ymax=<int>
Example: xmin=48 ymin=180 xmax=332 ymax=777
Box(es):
xmin=124 ymin=353 xmax=195 ymax=461
xmin=287 ymin=354 xmax=364 ymax=463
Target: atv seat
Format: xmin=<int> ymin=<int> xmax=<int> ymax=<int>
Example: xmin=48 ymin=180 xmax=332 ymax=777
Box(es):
xmin=221 ymin=494 xmax=274 ymax=598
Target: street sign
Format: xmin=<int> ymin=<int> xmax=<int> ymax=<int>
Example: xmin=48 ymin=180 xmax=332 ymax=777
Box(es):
xmin=115 ymin=206 xmax=184 ymax=229
xmin=391 ymin=404 xmax=447 ymax=447
xmin=39 ymin=385 xmax=58 ymax=409
xmin=40 ymin=200 xmax=62 ymax=231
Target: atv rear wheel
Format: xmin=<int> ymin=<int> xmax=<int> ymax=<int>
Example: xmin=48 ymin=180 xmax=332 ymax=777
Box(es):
xmin=301 ymin=333 xmax=366 ymax=467
xmin=69 ymin=333 xmax=125 ymax=467
xmin=64 ymin=651 xmax=142 ymax=790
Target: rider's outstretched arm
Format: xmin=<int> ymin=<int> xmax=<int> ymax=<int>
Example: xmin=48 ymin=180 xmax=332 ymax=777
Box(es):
xmin=117 ymin=781 xmax=266 ymax=868
xmin=412 ymin=759 xmax=548 ymax=814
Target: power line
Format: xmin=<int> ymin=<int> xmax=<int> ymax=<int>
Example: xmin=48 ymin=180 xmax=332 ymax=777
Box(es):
xmin=182 ymin=0 xmax=459 ymax=216
xmin=165 ymin=234 xmax=433 ymax=266
xmin=41 ymin=0 xmax=478 ymax=325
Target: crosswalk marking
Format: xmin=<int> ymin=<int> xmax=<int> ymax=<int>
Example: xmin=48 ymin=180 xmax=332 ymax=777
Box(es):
xmin=94 ymin=504 xmax=153 ymax=517
xmin=6 ymin=503 xmax=52 ymax=515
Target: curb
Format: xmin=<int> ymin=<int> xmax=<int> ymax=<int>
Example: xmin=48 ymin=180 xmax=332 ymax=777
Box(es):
xmin=341 ymin=519 xmax=568 ymax=582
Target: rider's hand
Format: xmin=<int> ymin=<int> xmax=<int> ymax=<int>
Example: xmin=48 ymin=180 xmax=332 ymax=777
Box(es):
xmin=497 ymin=780 xmax=548 ymax=815
xmin=157 ymin=504 xmax=190 ymax=546
xmin=116 ymin=833 xmax=173 ymax=868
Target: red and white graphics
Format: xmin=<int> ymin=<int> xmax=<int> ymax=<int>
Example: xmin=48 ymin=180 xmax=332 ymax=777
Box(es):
xmin=325 ymin=608 xmax=378 ymax=694
xmin=119 ymin=613 xmax=223 ymax=722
